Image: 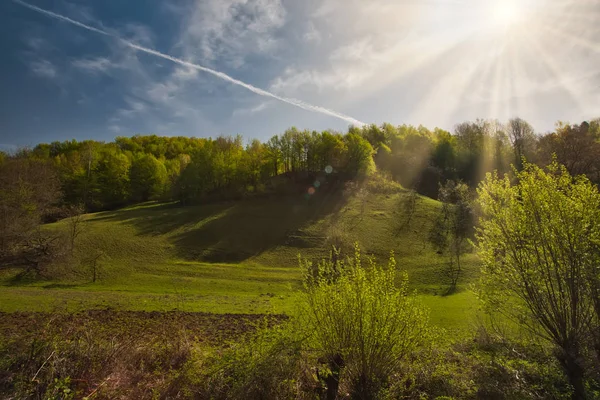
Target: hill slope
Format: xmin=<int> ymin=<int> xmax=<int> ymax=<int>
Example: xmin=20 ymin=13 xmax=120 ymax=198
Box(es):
xmin=0 ymin=185 xmax=480 ymax=332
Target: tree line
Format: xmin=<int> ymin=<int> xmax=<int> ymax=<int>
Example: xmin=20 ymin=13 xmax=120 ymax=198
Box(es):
xmin=2 ymin=117 xmax=599 ymax=212
xmin=6 ymin=129 xmax=374 ymax=211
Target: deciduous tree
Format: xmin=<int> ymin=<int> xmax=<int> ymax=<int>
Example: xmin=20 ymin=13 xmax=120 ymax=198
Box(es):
xmin=476 ymin=162 xmax=600 ymax=399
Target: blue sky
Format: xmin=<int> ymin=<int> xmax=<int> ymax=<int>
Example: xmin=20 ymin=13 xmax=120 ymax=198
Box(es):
xmin=1 ymin=0 xmax=599 ymax=147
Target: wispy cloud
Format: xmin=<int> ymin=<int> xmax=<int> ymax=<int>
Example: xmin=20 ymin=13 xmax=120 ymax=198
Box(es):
xmin=11 ymin=0 xmax=365 ymax=127
xmin=108 ymin=124 xmax=121 ymax=133
xmin=72 ymin=57 xmax=112 ymax=73
xmin=232 ymin=101 xmax=272 ymax=116
xmin=29 ymin=59 xmax=57 ymax=79
xmin=175 ymin=0 xmax=286 ymax=68
xmin=303 ymin=21 xmax=321 ymax=43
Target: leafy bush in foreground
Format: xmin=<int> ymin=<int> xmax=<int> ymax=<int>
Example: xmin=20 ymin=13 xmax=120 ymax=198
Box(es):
xmin=476 ymin=162 xmax=600 ymax=398
xmin=300 ymin=245 xmax=432 ymax=399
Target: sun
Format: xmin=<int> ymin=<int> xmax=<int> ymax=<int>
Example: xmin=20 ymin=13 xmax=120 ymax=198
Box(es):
xmin=492 ymin=1 xmax=520 ymax=27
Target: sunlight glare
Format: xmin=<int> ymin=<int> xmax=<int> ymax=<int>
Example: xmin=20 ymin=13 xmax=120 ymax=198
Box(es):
xmin=492 ymin=1 xmax=520 ymax=26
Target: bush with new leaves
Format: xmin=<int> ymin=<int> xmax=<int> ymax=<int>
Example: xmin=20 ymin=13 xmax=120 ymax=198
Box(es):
xmin=300 ymin=244 xmax=432 ymax=399
xmin=476 ymin=161 xmax=600 ymax=399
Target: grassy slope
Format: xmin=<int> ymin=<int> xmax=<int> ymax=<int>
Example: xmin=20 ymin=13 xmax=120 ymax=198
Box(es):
xmin=0 ymin=187 xmax=481 ymax=333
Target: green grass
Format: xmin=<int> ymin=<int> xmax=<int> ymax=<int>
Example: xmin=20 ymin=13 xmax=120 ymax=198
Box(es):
xmin=0 ymin=186 xmax=482 ymax=334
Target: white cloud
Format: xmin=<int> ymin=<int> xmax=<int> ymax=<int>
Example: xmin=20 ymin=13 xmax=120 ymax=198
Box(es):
xmin=172 ymin=66 xmax=198 ymax=81
xmin=176 ymin=0 xmax=287 ymax=68
xmin=118 ymin=98 xmax=146 ymax=116
xmin=232 ymin=100 xmax=272 ymax=116
xmin=269 ymin=36 xmax=406 ymax=94
xmin=72 ymin=57 xmax=112 ymax=73
xmin=22 ymin=35 xmax=61 ymax=80
xmin=24 ymin=36 xmax=46 ymax=52
xmin=14 ymin=0 xmax=366 ymax=127
xmin=29 ymin=59 xmax=57 ymax=79
xmin=303 ymin=21 xmax=321 ymax=43
xmin=267 ymin=2 xmax=432 ymax=96
xmin=108 ymin=124 xmax=121 ymax=133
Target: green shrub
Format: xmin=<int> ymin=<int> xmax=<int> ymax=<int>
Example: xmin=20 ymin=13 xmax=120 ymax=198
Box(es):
xmin=198 ymin=322 xmax=308 ymax=400
xmin=365 ymin=172 xmax=404 ymax=195
xmin=300 ymin=244 xmax=432 ymax=399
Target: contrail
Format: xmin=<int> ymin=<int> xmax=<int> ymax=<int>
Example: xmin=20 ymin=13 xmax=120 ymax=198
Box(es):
xmin=12 ymin=0 xmax=365 ymax=127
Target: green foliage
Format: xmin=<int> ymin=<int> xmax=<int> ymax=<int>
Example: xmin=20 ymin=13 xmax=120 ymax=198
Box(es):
xmin=383 ymin=329 xmax=571 ymax=400
xmin=300 ymin=244 xmax=432 ymax=398
xmin=199 ymin=322 xmax=306 ymax=400
xmin=365 ymin=174 xmax=403 ymax=195
xmin=537 ymin=120 xmax=600 ymax=182
xmin=129 ymin=154 xmax=167 ymax=202
xmin=476 ymin=161 xmax=600 ymax=397
xmin=11 ymin=117 xmax=600 ymax=213
xmin=344 ymin=133 xmax=375 ymax=177
xmin=93 ymin=146 xmax=130 ymax=208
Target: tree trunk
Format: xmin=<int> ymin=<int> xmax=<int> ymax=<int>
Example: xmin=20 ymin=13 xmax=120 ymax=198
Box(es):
xmin=557 ymin=347 xmax=586 ymax=400
xmin=318 ymin=353 xmax=344 ymax=400
xmin=352 ymin=373 xmax=378 ymax=400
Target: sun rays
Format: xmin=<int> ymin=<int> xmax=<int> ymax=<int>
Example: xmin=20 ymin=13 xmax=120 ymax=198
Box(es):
xmin=491 ymin=1 xmax=521 ymax=27
xmin=404 ymin=0 xmax=599 ymax=127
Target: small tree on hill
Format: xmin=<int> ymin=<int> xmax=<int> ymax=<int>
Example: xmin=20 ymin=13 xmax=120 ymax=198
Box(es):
xmin=476 ymin=162 xmax=600 ymax=400
xmin=85 ymin=250 xmax=104 ymax=283
xmin=430 ymin=180 xmax=473 ymax=292
xmin=64 ymin=204 xmax=85 ymax=254
xmin=397 ymin=188 xmax=420 ymax=232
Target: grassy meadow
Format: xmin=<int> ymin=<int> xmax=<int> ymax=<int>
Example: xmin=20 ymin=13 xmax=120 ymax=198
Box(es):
xmin=0 ymin=187 xmax=481 ymax=334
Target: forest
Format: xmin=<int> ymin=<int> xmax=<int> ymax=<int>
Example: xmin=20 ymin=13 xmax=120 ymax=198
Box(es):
xmin=3 ymin=117 xmax=599 ymax=212
xmin=2 ymin=117 xmax=600 ymax=400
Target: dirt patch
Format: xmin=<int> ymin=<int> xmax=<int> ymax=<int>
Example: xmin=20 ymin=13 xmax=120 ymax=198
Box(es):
xmin=0 ymin=310 xmax=287 ymax=347
xmin=0 ymin=310 xmax=288 ymax=399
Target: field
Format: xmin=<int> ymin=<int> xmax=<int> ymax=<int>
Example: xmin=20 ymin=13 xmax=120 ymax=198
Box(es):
xmin=0 ymin=186 xmax=481 ymax=334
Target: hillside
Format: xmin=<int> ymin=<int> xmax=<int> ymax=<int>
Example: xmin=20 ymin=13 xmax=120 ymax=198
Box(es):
xmin=0 ymin=184 xmax=480 ymax=332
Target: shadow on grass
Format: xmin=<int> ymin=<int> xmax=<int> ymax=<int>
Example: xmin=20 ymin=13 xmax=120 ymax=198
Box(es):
xmin=1 ymin=270 xmax=82 ymax=289
xmin=43 ymin=283 xmax=80 ymax=289
xmin=91 ymin=183 xmax=349 ymax=264
xmin=441 ymin=286 xmax=459 ymax=297
xmin=2 ymin=269 xmax=39 ymax=287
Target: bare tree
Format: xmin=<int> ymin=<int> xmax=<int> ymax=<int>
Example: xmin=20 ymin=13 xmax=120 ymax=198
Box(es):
xmin=0 ymin=156 xmax=61 ymax=273
xmin=397 ymin=188 xmax=420 ymax=232
xmin=64 ymin=204 xmax=85 ymax=254
xmin=507 ymin=118 xmax=536 ymax=170
xmin=538 ymin=121 xmax=600 ymax=184
xmin=21 ymin=228 xmax=68 ymax=277
xmin=86 ymin=250 xmax=104 ymax=283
